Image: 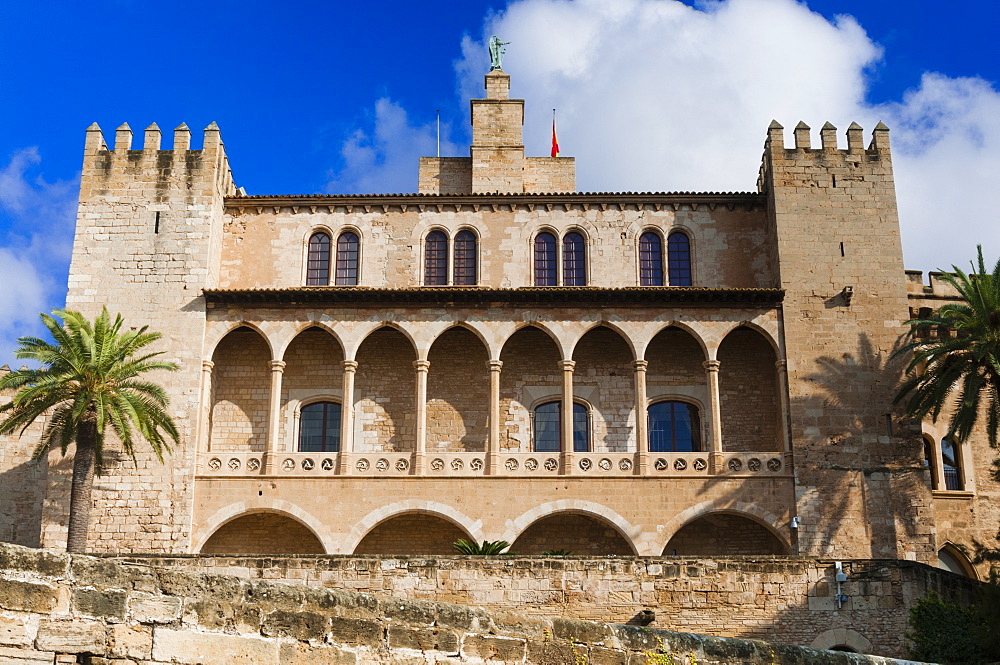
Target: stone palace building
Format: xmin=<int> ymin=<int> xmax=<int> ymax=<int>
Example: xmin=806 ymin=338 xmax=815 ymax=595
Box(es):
xmin=1 ymin=66 xmax=995 ymax=586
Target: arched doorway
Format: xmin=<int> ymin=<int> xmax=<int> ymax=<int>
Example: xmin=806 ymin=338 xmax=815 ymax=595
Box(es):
xmin=201 ymin=512 xmax=325 ymax=554
xmin=664 ymin=513 xmax=787 ymax=555
xmin=511 ymin=512 xmax=635 ymax=555
xmin=354 ymin=513 xmax=471 ymax=555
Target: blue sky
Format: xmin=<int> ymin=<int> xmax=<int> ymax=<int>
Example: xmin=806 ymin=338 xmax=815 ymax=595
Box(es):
xmin=2 ymin=0 xmax=999 ymax=364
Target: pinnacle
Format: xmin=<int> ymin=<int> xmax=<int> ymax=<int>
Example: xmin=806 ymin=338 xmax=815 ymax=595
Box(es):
xmin=794 ymin=121 xmax=810 ymax=130
xmin=205 ymin=121 xmax=220 ymax=131
xmin=116 ymin=122 xmax=131 ymax=131
xmin=874 ymin=121 xmax=890 ymax=131
xmin=146 ymin=122 xmax=160 ymax=131
xmin=86 ymin=122 xmax=101 ymax=131
xmin=175 ymin=122 xmax=190 ymax=131
xmin=848 ymin=122 xmax=863 ymax=130
xmin=821 ymin=121 xmax=836 ymax=130
xmin=768 ymin=120 xmax=783 ymax=130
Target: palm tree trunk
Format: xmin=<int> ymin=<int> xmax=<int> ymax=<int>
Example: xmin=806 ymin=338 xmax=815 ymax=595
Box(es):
xmin=67 ymin=410 xmax=97 ymax=553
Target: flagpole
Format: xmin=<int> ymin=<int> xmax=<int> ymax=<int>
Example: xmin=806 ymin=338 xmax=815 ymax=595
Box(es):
xmin=436 ymin=110 xmax=441 ymax=158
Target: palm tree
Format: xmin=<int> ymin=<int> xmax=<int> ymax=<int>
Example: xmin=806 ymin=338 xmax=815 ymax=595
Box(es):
xmin=893 ymin=246 xmax=1000 ymax=449
xmin=0 ymin=308 xmax=180 ymax=553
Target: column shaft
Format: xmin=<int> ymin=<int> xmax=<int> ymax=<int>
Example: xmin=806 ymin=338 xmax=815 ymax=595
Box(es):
xmin=559 ymin=359 xmax=576 ymax=473
xmin=265 ymin=360 xmax=286 ymax=473
xmin=633 ymin=359 xmax=648 ymax=474
xmin=703 ymin=360 xmax=723 ymax=473
xmin=775 ymin=360 xmax=792 ymax=453
xmin=339 ymin=360 xmax=358 ymax=474
xmin=487 ymin=360 xmax=503 ymax=474
xmin=414 ymin=359 xmax=430 ymax=474
xmin=197 ymin=360 xmax=214 ymax=453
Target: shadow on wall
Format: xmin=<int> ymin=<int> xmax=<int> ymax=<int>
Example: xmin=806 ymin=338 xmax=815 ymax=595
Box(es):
xmin=791 ymin=333 xmax=927 ymax=559
xmin=0 ymin=457 xmax=46 ymax=547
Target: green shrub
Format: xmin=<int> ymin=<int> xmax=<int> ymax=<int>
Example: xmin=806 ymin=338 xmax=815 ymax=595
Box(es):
xmin=907 ymin=592 xmax=984 ymax=664
xmin=452 ymin=539 xmax=511 ymax=555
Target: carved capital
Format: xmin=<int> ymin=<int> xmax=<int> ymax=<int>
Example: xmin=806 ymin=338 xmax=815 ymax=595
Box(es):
xmin=775 ymin=359 xmax=788 ymax=371
xmin=268 ymin=360 xmax=286 ymax=372
xmin=488 ymin=359 xmax=504 ymax=372
xmin=342 ymin=360 xmax=359 ymax=372
xmin=413 ymin=359 xmax=431 ymax=372
xmin=558 ymin=359 xmax=576 ymax=371
xmin=632 ymin=359 xmax=649 ymax=372
xmin=702 ymin=360 xmax=721 ymax=372
xmin=201 ymin=360 xmax=215 ymax=372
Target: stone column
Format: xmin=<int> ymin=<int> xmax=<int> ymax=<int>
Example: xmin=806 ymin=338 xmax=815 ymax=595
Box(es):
xmin=487 ymin=359 xmax=503 ymax=474
xmin=703 ymin=360 xmax=724 ymax=473
xmin=633 ymin=359 xmax=649 ymax=474
xmin=414 ymin=359 xmax=430 ymax=474
xmin=264 ymin=360 xmax=286 ymax=474
xmin=339 ymin=360 xmax=358 ymax=475
xmin=775 ymin=360 xmax=793 ymax=468
xmin=559 ymin=359 xmax=576 ymax=474
xmin=197 ymin=360 xmax=214 ymax=454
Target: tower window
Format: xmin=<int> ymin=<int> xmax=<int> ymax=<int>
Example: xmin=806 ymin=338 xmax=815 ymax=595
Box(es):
xmin=534 ymin=232 xmax=558 ymax=286
xmin=424 ymin=230 xmax=448 ymax=286
xmin=306 ymin=232 xmax=331 ymax=285
xmin=639 ymin=231 xmax=664 ymax=286
xmin=335 ymin=231 xmax=360 ymax=285
xmin=453 ymin=230 xmax=477 ymax=285
xmin=667 ymin=232 xmax=692 ymax=286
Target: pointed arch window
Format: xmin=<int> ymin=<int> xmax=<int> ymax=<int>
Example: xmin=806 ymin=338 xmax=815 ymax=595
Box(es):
xmin=453 ymin=230 xmax=477 ymax=285
xmin=533 ymin=401 xmax=588 ymax=452
xmin=335 ymin=231 xmax=360 ymax=285
xmin=667 ymin=232 xmax=692 ymax=286
xmin=424 ymin=230 xmax=448 ymax=286
xmin=563 ymin=232 xmax=587 ymax=286
xmin=648 ymin=401 xmax=701 ymax=452
xmin=639 ymin=231 xmax=664 ymax=286
xmin=306 ymin=232 xmax=331 ymax=285
xmin=534 ymin=232 xmax=557 ymax=286
xmin=299 ymin=401 xmax=341 ymax=452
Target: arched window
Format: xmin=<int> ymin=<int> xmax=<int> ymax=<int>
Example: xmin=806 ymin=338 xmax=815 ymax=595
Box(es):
xmin=453 ymin=230 xmax=477 ymax=285
xmin=648 ymin=401 xmax=701 ymax=452
xmin=424 ymin=230 xmax=448 ymax=285
xmin=299 ymin=401 xmax=341 ymax=452
xmin=923 ymin=436 xmax=938 ymax=488
xmin=639 ymin=231 xmax=664 ymax=286
xmin=938 ymin=545 xmax=976 ymax=578
xmin=667 ymin=232 xmax=692 ymax=286
xmin=562 ymin=232 xmax=587 ymax=286
xmin=335 ymin=231 xmax=360 ymax=285
xmin=533 ymin=401 xmax=589 ymax=452
xmin=941 ymin=437 xmax=963 ymax=490
xmin=534 ymin=232 xmax=558 ymax=286
xmin=306 ymin=232 xmax=331 ymax=285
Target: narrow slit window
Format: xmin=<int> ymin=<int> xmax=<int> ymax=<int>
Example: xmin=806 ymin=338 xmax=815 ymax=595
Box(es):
xmin=667 ymin=232 xmax=692 ymax=286
xmin=424 ymin=230 xmax=448 ymax=285
xmin=306 ymin=232 xmax=331 ymax=285
xmin=639 ymin=231 xmax=664 ymax=286
xmin=563 ymin=232 xmax=586 ymax=286
xmin=335 ymin=231 xmax=360 ymax=285
xmin=453 ymin=230 xmax=477 ymax=285
xmin=534 ymin=232 xmax=557 ymax=286
xmin=941 ymin=437 xmax=963 ymax=491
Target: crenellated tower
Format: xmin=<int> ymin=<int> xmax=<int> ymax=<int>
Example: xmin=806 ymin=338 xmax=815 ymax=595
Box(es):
xmin=47 ymin=122 xmax=237 ymax=551
xmin=760 ymin=121 xmax=935 ymax=563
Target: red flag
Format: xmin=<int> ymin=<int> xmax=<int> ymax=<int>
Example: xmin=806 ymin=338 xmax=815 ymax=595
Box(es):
xmin=551 ymin=113 xmax=560 ymax=158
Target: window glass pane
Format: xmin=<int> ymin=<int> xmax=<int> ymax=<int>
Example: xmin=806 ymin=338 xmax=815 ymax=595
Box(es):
xmin=299 ymin=402 xmax=341 ymax=452
xmin=941 ymin=437 xmax=963 ymax=490
xmin=639 ymin=232 xmax=664 ymax=286
xmin=453 ymin=230 xmax=477 ymax=285
xmin=534 ymin=401 xmax=560 ymax=452
xmin=534 ymin=233 xmax=557 ymax=286
xmin=573 ymin=402 xmax=589 ymax=452
xmin=648 ymin=401 xmax=701 ymax=452
xmin=563 ymin=232 xmax=586 ymax=286
xmin=424 ymin=230 xmax=448 ymax=285
xmin=306 ymin=233 xmax=331 ymax=285
xmin=667 ymin=232 xmax=692 ymax=286
xmin=335 ymin=231 xmax=359 ymax=285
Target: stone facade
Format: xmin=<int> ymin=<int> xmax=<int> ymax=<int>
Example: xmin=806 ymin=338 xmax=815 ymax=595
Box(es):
xmin=0 ymin=64 xmax=997 ymax=656
xmin=0 ymin=542 xmax=937 ymax=664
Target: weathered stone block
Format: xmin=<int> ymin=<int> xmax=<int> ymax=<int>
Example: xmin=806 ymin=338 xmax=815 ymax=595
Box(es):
xmin=0 ymin=580 xmax=58 ymax=613
xmin=72 ymin=587 xmax=127 ymax=620
xmin=0 ymin=613 xmax=34 ymax=646
xmin=387 ymin=626 xmax=460 ymax=653
xmin=261 ymin=609 xmax=328 ymax=641
xmin=462 ymin=633 xmax=525 ymax=661
xmin=108 ymin=623 xmax=152 ymax=660
xmin=128 ymin=593 xmax=181 ymax=624
xmin=35 ymin=619 xmax=107 ymax=654
xmin=151 ymin=627 xmax=278 ymax=664
xmin=0 ymin=646 xmax=56 ymax=665
xmin=278 ymin=642 xmax=357 ymax=665
xmin=328 ymin=616 xmax=384 ymax=647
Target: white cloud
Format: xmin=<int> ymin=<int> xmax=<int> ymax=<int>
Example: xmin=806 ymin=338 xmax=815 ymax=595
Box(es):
xmin=325 ymin=98 xmax=461 ymax=195
xmin=0 ymin=148 xmax=78 ymax=366
xmin=327 ymin=0 xmax=1000 ymax=274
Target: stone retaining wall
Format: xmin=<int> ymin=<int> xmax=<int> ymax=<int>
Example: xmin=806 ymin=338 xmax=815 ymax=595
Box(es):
xmin=108 ymin=553 xmax=982 ymax=658
xmin=0 ymin=543 xmax=932 ymax=664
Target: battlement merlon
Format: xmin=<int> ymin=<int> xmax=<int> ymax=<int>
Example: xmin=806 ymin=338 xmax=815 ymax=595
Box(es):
xmin=80 ymin=121 xmax=237 ymax=197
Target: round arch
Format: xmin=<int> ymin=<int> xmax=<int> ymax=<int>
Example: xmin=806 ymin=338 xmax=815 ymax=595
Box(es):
xmin=274 ymin=322 xmax=346 ymax=362
xmin=500 ymin=501 xmax=640 ymax=554
xmin=661 ymin=509 xmax=789 ymax=556
xmin=192 ymin=500 xmax=332 ymax=553
xmin=657 ymin=501 xmax=787 ymax=555
xmin=205 ymin=321 xmax=276 ymax=362
xmin=648 ymin=322 xmax=710 ymax=361
xmin=717 ymin=320 xmax=781 ymax=357
xmin=345 ymin=501 xmax=485 ymax=554
xmin=428 ymin=322 xmax=493 ymax=358
xmin=810 ymin=629 xmax=872 ymax=654
xmin=938 ymin=542 xmax=978 ymax=579
xmin=567 ymin=322 xmax=638 ymax=361
xmin=501 ymin=322 xmax=567 ymax=360
xmin=356 ymin=322 xmax=420 ymax=359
